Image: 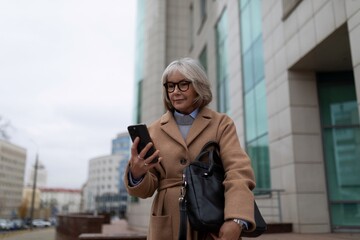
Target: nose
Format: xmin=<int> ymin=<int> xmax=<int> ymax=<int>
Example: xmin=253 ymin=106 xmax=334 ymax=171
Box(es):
xmin=173 ymin=84 xmax=181 ymax=93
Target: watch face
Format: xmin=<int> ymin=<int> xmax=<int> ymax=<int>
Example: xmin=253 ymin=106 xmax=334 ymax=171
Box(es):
xmin=233 ymin=219 xmax=241 ymax=224
xmin=233 ymin=219 xmax=246 ymax=229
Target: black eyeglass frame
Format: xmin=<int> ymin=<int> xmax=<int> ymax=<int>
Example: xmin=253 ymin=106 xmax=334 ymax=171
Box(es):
xmin=163 ymin=80 xmax=192 ymax=93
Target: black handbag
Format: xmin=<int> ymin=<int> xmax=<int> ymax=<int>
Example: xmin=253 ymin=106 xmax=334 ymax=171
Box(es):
xmin=178 ymin=141 xmax=267 ymax=240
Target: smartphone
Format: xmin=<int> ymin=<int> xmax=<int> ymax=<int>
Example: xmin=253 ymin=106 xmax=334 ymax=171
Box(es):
xmin=127 ymin=124 xmax=159 ymax=164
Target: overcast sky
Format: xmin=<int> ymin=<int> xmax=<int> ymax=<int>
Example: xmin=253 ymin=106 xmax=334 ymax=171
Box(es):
xmin=0 ymin=1 xmax=136 ymax=189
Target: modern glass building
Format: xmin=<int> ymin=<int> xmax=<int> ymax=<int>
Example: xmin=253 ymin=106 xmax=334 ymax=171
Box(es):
xmin=128 ymin=0 xmax=360 ymax=233
xmin=112 ymin=132 xmax=131 ymax=217
xmin=111 ymin=132 xmax=130 ymax=156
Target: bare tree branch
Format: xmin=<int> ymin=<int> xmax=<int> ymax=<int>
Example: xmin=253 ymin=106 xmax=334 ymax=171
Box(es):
xmin=0 ymin=115 xmax=11 ymax=140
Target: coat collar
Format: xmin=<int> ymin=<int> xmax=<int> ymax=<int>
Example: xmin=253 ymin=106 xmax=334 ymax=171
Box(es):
xmin=160 ymin=107 xmax=213 ymax=148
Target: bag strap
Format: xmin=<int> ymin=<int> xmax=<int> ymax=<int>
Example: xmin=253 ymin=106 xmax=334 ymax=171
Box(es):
xmin=178 ymin=176 xmax=187 ymax=240
xmin=199 ymin=141 xmax=219 ymax=153
xmin=178 ymin=196 xmax=187 ymax=240
xmin=195 ymin=141 xmax=222 ymax=174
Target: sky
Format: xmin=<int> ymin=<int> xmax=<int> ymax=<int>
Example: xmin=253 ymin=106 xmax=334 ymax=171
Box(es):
xmin=0 ymin=0 xmax=137 ymax=189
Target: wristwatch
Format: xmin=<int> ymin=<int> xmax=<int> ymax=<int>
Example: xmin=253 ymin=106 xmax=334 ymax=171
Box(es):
xmin=232 ymin=218 xmax=245 ymax=229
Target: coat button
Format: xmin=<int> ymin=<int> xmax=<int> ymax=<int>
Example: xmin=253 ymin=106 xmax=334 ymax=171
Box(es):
xmin=180 ymin=158 xmax=187 ymax=165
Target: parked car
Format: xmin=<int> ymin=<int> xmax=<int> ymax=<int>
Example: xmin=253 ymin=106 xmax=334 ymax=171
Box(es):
xmin=32 ymin=219 xmax=51 ymax=228
xmin=0 ymin=219 xmax=12 ymax=231
xmin=10 ymin=219 xmax=27 ymax=230
xmin=48 ymin=217 xmax=57 ymax=226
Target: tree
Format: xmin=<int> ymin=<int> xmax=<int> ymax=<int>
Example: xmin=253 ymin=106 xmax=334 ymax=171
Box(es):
xmin=18 ymin=199 xmax=28 ymax=219
xmin=0 ymin=115 xmax=11 ymax=140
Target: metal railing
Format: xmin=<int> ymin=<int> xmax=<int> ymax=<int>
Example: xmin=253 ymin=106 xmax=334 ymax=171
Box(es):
xmin=253 ymin=189 xmax=285 ymax=223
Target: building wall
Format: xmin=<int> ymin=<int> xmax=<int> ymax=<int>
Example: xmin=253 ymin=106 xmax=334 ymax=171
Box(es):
xmin=0 ymin=140 xmax=26 ymax=218
xmin=264 ymin=0 xmax=328 ymax=232
xmin=349 ymin=2 xmax=360 ymax=111
xmin=263 ymin=0 xmax=360 ymax=233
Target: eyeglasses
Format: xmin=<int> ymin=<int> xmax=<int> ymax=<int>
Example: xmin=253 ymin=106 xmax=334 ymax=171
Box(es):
xmin=163 ymin=80 xmax=192 ymax=93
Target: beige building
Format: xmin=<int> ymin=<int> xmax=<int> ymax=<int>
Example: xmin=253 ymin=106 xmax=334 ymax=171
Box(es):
xmin=40 ymin=188 xmax=81 ymax=215
xmin=0 ymin=140 xmax=26 ymax=218
xmin=22 ymin=186 xmax=41 ymax=218
xmin=128 ymin=0 xmax=360 ymax=234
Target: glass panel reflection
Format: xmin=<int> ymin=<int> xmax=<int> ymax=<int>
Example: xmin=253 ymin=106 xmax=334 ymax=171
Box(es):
xmin=324 ymin=128 xmax=360 ymax=201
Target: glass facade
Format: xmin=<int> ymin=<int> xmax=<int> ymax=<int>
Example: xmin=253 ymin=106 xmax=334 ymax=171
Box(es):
xmin=112 ymin=135 xmax=130 ymax=156
xmin=317 ymin=72 xmax=360 ymax=228
xmin=134 ymin=0 xmax=145 ymax=123
xmin=239 ymin=0 xmax=270 ymax=190
xmin=215 ymin=9 xmax=230 ymax=114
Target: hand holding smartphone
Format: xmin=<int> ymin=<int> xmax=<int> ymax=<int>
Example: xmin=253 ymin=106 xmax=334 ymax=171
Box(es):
xmin=127 ymin=124 xmax=159 ymax=164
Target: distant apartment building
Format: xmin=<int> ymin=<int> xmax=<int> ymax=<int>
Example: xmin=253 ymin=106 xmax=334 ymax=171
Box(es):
xmin=0 ymin=140 xmax=26 ymax=218
xmin=40 ymin=187 xmax=81 ymax=216
xmin=84 ymin=153 xmax=128 ymax=215
xmin=130 ymin=0 xmax=360 ymax=234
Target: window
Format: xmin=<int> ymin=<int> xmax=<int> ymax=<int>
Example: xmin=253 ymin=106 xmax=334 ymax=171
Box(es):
xmin=317 ymin=72 xmax=360 ymax=228
xmin=200 ymin=0 xmax=207 ymax=20
xmin=189 ymin=4 xmax=194 ymax=50
xmin=199 ymin=46 xmax=208 ymax=73
xmin=215 ymin=9 xmax=230 ymax=114
xmin=198 ymin=0 xmax=207 ymax=33
xmin=240 ymin=0 xmax=270 ymax=190
xmin=135 ymin=0 xmax=145 ymax=123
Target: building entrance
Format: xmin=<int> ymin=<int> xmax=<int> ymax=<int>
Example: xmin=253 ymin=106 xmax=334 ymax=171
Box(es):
xmin=317 ymin=72 xmax=360 ymax=231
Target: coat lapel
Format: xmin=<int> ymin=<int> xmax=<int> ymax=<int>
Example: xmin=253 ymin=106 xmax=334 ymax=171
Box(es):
xmin=159 ymin=108 xmax=213 ymax=148
xmin=186 ymin=107 xmax=212 ymax=146
xmin=160 ymin=111 xmax=187 ymax=149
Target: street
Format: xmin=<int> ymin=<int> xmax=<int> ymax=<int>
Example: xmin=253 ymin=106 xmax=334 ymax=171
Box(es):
xmin=0 ymin=228 xmax=55 ymax=240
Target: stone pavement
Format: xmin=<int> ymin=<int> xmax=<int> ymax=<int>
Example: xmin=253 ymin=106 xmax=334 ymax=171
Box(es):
xmin=105 ymin=219 xmax=360 ymax=240
xmin=1 ymin=220 xmax=359 ymax=240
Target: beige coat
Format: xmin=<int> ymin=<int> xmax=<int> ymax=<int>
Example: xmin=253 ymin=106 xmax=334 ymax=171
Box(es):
xmin=125 ymin=107 xmax=256 ymax=240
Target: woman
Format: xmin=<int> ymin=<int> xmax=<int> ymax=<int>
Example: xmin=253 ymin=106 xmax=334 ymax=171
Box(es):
xmin=125 ymin=58 xmax=256 ymax=240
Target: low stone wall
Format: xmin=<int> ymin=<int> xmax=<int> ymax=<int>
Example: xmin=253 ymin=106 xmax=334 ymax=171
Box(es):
xmin=266 ymin=223 xmax=293 ymax=234
xmin=56 ymin=214 xmax=105 ymax=240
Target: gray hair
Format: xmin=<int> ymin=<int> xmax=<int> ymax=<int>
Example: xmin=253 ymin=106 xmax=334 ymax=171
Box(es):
xmin=161 ymin=57 xmax=212 ymax=111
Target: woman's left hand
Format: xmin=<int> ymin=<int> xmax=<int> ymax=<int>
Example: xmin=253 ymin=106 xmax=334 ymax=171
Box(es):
xmin=210 ymin=220 xmax=242 ymax=240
